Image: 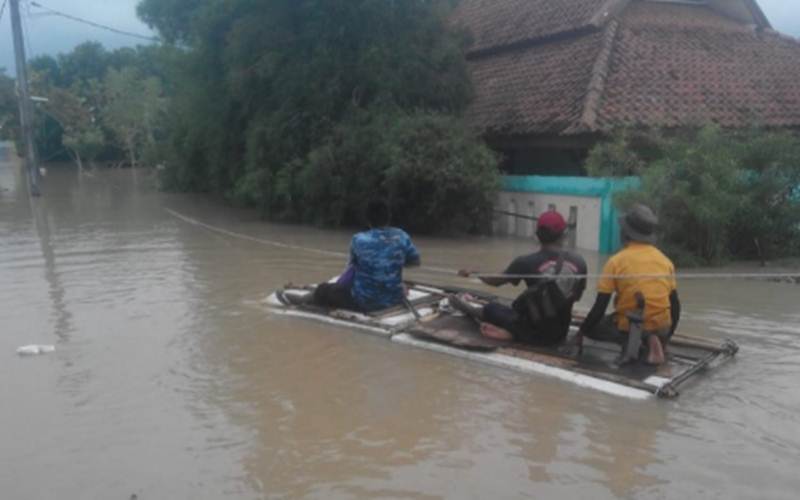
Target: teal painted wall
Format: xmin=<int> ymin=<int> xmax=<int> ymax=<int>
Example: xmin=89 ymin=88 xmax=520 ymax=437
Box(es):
xmin=502 ymin=176 xmax=641 ymax=254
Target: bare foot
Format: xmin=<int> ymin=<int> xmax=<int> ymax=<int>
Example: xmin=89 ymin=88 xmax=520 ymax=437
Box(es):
xmin=449 ymin=294 xmax=485 ymax=321
xmin=647 ymin=335 xmax=666 ymax=365
xmin=480 ymin=322 xmax=514 ymax=341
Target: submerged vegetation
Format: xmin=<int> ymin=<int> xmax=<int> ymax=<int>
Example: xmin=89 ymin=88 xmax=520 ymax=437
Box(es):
xmin=586 ymin=126 xmax=800 ymax=264
xmin=5 ymin=1 xmax=500 ymax=234
xmin=25 ymin=42 xmax=172 ymax=169
xmin=6 ymin=1 xmax=799 ymax=256
xmin=138 ymin=0 xmax=500 ymax=233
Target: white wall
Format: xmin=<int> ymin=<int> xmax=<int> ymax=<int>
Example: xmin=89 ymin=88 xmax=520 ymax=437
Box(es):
xmin=494 ymin=191 xmax=602 ymax=252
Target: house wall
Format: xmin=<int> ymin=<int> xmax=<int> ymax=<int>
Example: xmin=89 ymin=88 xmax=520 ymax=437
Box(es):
xmin=494 ymin=175 xmax=640 ymax=254
xmin=495 ymin=191 xmax=602 ymax=251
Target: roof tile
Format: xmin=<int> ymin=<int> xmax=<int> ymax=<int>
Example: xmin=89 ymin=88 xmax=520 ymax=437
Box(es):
xmin=462 ymin=1 xmax=800 ymax=135
xmin=597 ymin=3 xmax=800 ymax=130
xmin=466 ymin=30 xmax=606 ymax=135
xmin=452 ymin=0 xmax=609 ymax=54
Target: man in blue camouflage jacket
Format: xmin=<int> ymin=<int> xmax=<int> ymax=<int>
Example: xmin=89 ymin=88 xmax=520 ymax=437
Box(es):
xmin=303 ymin=200 xmax=421 ymax=312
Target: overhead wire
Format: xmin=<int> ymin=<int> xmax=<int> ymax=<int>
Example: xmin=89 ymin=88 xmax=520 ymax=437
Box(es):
xmin=28 ymin=1 xmax=159 ymax=43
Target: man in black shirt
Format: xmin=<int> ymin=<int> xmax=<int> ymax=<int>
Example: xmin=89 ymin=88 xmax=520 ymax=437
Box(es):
xmin=455 ymin=210 xmax=587 ymax=346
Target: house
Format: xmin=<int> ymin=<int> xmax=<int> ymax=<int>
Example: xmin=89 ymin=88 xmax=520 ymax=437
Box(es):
xmin=452 ymin=0 xmax=800 ymax=176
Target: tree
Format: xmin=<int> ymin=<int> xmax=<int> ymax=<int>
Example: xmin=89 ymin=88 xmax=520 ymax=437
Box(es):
xmin=29 ymin=55 xmax=63 ymax=87
xmin=138 ymin=0 xmax=497 ymax=233
xmin=590 ymin=126 xmax=800 ymax=264
xmin=137 ymin=0 xmax=204 ymax=44
xmin=0 ymin=70 xmax=17 ymax=141
xmin=57 ymin=42 xmax=110 ymax=88
xmin=27 ymin=43 xmax=175 ymax=165
xmin=102 ymin=67 xmax=164 ymax=167
xmin=43 ymin=86 xmax=104 ymax=171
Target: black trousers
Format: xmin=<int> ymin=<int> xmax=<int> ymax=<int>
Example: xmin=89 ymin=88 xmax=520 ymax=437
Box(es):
xmin=483 ymin=302 xmax=567 ymax=346
xmin=312 ymin=282 xmax=362 ymax=311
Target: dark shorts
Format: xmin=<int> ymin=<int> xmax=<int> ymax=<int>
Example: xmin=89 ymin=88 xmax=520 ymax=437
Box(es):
xmin=483 ymin=302 xmax=567 ymax=346
xmin=583 ymin=315 xmax=672 ymax=344
xmin=312 ymin=282 xmax=362 ymax=311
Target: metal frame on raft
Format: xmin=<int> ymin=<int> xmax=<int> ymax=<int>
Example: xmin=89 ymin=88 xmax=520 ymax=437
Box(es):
xmin=265 ymin=282 xmax=739 ymax=400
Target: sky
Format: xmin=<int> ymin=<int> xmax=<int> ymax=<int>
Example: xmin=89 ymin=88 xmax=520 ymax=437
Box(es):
xmin=1 ymin=0 xmax=799 ymax=76
xmin=0 ymin=0 xmax=154 ymax=75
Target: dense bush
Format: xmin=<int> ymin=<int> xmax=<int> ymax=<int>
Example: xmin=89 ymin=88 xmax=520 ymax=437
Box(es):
xmin=587 ymin=126 xmax=800 ymax=264
xmin=139 ymin=0 xmax=499 ymax=233
xmin=584 ymin=129 xmax=647 ymax=177
xmin=286 ymin=110 xmax=500 ymax=233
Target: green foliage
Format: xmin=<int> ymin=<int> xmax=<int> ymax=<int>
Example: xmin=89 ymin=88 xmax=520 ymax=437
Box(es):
xmin=729 ymin=131 xmax=800 ymax=260
xmin=103 ymin=68 xmax=165 ymax=167
xmin=585 ymin=129 xmax=647 ymax=177
xmin=0 ymin=70 xmax=16 ymax=141
xmin=137 ymin=0 xmax=204 ymax=44
xmin=43 ymin=87 xmax=105 ymax=169
xmin=27 ymin=43 xmax=172 ymax=165
xmin=268 ymin=110 xmax=500 ymax=233
xmin=381 ymin=112 xmax=500 ymax=233
xmin=140 ymin=0 xmax=498 ymax=233
xmin=591 ymin=126 xmax=800 ymax=264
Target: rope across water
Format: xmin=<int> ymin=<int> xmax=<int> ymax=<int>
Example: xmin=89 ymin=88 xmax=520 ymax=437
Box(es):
xmin=166 ymin=208 xmax=800 ymax=283
xmin=471 ymin=272 xmax=800 ymax=281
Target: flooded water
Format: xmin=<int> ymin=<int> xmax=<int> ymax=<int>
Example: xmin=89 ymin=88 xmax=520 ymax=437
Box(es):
xmin=2 ymin=147 xmax=799 ymax=499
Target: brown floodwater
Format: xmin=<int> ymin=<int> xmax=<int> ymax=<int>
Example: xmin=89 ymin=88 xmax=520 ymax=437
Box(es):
xmin=2 ymin=147 xmax=799 ymax=499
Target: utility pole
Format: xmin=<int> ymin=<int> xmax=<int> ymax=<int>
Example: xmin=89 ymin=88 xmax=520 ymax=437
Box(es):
xmin=9 ymin=0 xmax=41 ymax=196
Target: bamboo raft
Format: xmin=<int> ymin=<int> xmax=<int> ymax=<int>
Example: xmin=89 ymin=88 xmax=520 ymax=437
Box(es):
xmin=265 ymin=282 xmax=738 ymax=400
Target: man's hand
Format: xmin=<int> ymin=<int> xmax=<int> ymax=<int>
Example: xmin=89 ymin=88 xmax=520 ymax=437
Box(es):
xmin=459 ymin=269 xmax=508 ymax=287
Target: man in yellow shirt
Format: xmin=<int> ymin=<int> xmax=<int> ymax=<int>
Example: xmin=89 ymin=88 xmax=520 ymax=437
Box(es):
xmin=578 ymin=204 xmax=681 ymax=365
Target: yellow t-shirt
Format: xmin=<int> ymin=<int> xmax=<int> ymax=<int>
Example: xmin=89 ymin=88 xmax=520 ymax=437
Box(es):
xmin=597 ymin=243 xmax=677 ymax=332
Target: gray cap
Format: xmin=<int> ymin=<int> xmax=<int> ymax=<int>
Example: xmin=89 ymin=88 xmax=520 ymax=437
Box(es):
xmin=620 ymin=203 xmax=658 ymax=244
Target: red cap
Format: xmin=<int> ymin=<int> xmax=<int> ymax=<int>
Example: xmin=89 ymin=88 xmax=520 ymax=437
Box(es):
xmin=537 ymin=210 xmax=567 ymax=235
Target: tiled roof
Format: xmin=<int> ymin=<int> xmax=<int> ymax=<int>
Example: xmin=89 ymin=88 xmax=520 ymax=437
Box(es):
xmin=451 ymin=0 xmax=614 ymax=55
xmin=596 ymin=2 xmax=800 ymax=129
xmin=466 ymin=30 xmax=607 ymax=135
xmin=459 ymin=0 xmax=800 ymax=136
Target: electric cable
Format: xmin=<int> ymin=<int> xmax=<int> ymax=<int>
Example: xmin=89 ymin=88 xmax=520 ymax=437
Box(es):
xmin=28 ymin=1 xmax=158 ymax=43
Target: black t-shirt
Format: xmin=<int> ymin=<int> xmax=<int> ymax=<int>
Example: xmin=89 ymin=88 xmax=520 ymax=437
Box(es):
xmin=504 ymin=249 xmax=588 ymax=344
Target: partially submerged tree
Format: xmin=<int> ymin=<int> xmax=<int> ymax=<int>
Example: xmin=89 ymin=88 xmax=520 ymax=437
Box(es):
xmin=589 ymin=126 xmax=800 ymax=264
xmin=28 ymin=44 xmax=173 ymax=165
xmin=103 ymin=67 xmax=164 ymax=167
xmin=43 ymin=87 xmax=104 ymax=171
xmin=138 ymin=0 xmax=498 ymax=232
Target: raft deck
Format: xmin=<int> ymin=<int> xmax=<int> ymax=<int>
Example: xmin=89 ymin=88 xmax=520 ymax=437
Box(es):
xmin=266 ymin=282 xmax=738 ymax=400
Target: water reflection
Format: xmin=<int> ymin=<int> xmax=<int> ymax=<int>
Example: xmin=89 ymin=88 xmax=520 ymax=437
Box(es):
xmin=30 ymin=195 xmax=73 ymax=340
